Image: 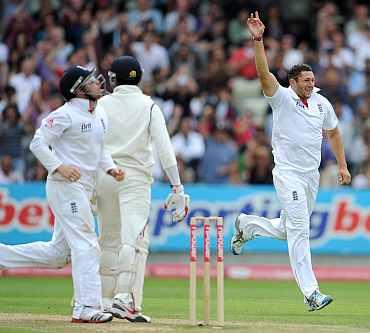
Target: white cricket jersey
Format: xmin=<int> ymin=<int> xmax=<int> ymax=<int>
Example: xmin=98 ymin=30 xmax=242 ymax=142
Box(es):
xmin=265 ymin=86 xmax=338 ymax=173
xmin=97 ymin=85 xmax=177 ymax=181
xmin=30 ymin=98 xmax=115 ymax=184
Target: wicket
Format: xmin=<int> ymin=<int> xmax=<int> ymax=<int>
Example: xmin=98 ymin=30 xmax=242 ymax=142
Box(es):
xmin=189 ymin=216 xmax=224 ymax=326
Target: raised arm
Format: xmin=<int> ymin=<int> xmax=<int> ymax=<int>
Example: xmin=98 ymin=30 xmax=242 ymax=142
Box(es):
xmin=247 ymin=11 xmax=279 ymax=97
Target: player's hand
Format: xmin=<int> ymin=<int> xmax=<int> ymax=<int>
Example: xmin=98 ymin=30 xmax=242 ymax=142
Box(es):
xmin=108 ymin=168 xmax=125 ymax=181
xmin=246 ymin=11 xmax=265 ymax=40
xmin=338 ymin=167 xmax=351 ymax=185
xmin=164 ymin=185 xmax=190 ymax=223
xmin=56 ymin=164 xmax=81 ymax=182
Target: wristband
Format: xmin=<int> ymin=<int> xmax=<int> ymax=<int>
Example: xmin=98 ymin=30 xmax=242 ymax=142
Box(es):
xmin=253 ymin=36 xmax=262 ymax=41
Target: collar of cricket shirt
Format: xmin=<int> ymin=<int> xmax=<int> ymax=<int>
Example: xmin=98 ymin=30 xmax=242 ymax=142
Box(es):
xmin=69 ymin=98 xmax=91 ymax=113
xmin=288 ymin=86 xmax=321 ymax=100
xmin=113 ymin=85 xmax=142 ymax=94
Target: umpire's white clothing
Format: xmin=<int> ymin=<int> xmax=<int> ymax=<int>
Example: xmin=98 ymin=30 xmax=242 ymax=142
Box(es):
xmin=241 ymin=86 xmax=338 ymax=298
xmin=97 ymin=85 xmax=177 ymax=310
xmin=0 ymin=98 xmax=115 ymax=318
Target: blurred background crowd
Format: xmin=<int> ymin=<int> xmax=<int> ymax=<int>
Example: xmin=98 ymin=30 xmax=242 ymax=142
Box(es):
xmin=0 ymin=0 xmax=369 ymax=187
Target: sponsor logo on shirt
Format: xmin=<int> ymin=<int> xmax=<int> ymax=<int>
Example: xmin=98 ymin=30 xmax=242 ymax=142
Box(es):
xmin=292 ymin=191 xmax=298 ymax=201
xmin=70 ymin=202 xmax=78 ymax=214
xmin=317 ymin=104 xmax=323 ymax=114
xmin=81 ymin=122 xmax=92 ymax=132
xmin=100 ymin=118 xmax=106 ymax=131
xmin=295 ymin=100 xmax=306 ymax=110
xmin=45 ymin=117 xmax=54 ymax=128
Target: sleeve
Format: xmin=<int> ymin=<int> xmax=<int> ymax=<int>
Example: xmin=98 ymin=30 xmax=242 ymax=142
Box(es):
xmin=149 ymin=103 xmax=177 ymax=170
xmin=97 ymin=109 xmax=116 ymax=172
xmin=29 ymin=109 xmax=71 ymax=174
xmin=263 ymin=85 xmax=287 ymax=110
xmin=322 ymin=98 xmax=339 ymax=130
xmin=98 ymin=147 xmax=116 ymax=172
xmin=164 ymin=165 xmax=181 ymax=186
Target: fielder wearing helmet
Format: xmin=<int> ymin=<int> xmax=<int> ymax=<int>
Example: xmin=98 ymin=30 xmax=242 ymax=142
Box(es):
xmin=108 ymin=56 xmax=143 ymax=88
xmin=59 ymin=66 xmax=106 ymax=101
xmin=96 ymin=55 xmax=189 ymax=323
xmin=1 ymin=62 xmax=125 ymax=323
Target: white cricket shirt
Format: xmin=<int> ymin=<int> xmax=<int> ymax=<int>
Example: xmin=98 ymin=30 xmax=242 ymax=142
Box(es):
xmin=30 ymin=98 xmax=115 ymax=182
xmin=265 ymin=86 xmax=338 ymax=173
xmin=97 ymin=85 xmax=177 ymax=182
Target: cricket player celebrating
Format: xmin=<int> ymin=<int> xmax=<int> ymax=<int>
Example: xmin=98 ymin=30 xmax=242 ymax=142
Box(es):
xmin=96 ymin=56 xmax=189 ymax=323
xmin=0 ymin=66 xmax=124 ymax=323
xmin=230 ymin=12 xmax=351 ymax=311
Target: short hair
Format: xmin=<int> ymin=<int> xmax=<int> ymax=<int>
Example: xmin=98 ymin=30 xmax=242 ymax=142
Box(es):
xmin=288 ymin=64 xmax=313 ymax=80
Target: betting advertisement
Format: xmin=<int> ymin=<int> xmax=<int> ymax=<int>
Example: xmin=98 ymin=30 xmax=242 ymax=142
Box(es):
xmin=1 ymin=183 xmax=369 ymax=255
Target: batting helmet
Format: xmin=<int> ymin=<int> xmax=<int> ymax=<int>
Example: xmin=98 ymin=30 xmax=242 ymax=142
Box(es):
xmin=108 ymin=56 xmax=142 ymax=87
xmin=59 ymin=66 xmax=95 ymax=101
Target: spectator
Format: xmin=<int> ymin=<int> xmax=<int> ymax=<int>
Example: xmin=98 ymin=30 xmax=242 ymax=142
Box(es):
xmin=352 ymin=159 xmax=370 ymax=189
xmin=319 ymin=31 xmax=354 ymax=71
xmin=349 ymin=120 xmax=370 ymax=174
xmin=9 ymin=56 xmax=41 ymax=114
xmin=0 ymin=85 xmax=17 ymax=114
xmin=171 ymin=117 xmax=205 ymax=180
xmin=200 ymin=44 xmax=230 ymax=92
xmin=0 ymin=103 xmax=25 ymax=175
xmin=345 ymin=3 xmax=370 ymax=59
xmin=281 ymin=34 xmax=304 ymax=70
xmin=165 ymin=64 xmax=198 ymax=114
xmin=233 ymin=112 xmax=255 ymax=148
xmin=333 ymin=99 xmax=353 ymax=155
xmin=228 ymin=37 xmax=257 ymax=80
xmin=228 ymin=9 xmax=250 ymax=46
xmin=0 ymin=155 xmax=23 ymax=184
xmin=27 ymin=160 xmax=47 ymax=181
xmin=319 ymin=66 xmax=348 ymax=104
xmin=270 ymin=52 xmax=289 ymax=87
xmin=0 ymin=41 xmax=9 ymax=89
xmin=164 ymin=0 xmax=197 ymax=34
xmin=132 ymin=31 xmax=169 ymax=82
xmin=128 ymin=0 xmax=164 ymax=33
xmin=46 ymin=26 xmax=74 ymax=69
xmin=247 ymin=146 xmax=273 ymax=185
xmin=3 ymin=9 xmax=35 ymax=50
xmin=199 ymin=126 xmax=238 ymax=183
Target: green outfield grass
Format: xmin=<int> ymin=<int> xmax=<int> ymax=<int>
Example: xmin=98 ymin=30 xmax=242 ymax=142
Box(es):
xmin=0 ymin=276 xmax=370 ymax=333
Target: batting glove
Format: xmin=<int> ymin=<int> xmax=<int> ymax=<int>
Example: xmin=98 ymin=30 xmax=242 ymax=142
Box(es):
xmin=164 ymin=185 xmax=190 ymax=223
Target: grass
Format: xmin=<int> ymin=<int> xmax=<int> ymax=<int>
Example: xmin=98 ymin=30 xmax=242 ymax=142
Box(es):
xmin=0 ymin=276 xmax=370 ymax=332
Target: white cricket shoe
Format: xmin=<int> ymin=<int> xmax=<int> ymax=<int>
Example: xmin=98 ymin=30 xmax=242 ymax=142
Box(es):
xmin=71 ymin=306 xmax=113 ymax=323
xmin=304 ymin=290 xmax=333 ymax=312
xmin=111 ymin=297 xmax=151 ymax=323
xmin=230 ymin=214 xmax=250 ymax=255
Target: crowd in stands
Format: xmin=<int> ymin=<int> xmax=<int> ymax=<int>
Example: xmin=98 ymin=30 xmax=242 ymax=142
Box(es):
xmin=0 ymin=0 xmax=369 ymax=188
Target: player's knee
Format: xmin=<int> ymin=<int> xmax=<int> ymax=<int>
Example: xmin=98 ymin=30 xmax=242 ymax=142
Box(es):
xmin=71 ymin=242 xmax=101 ymax=264
xmin=49 ymin=246 xmax=71 ymax=268
xmin=287 ymin=224 xmax=310 ymax=242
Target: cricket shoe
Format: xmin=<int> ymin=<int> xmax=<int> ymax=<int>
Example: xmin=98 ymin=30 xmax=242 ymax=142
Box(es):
xmin=71 ymin=306 xmax=113 ymax=323
xmin=111 ymin=298 xmax=151 ymax=323
xmin=304 ymin=290 xmax=333 ymax=312
xmin=230 ymin=213 xmax=250 ymax=255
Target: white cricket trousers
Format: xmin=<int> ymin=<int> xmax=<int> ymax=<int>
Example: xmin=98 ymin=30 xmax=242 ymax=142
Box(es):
xmin=97 ymin=169 xmax=151 ymax=311
xmin=242 ymin=168 xmax=319 ymax=298
xmin=0 ymin=180 xmax=102 ymax=317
